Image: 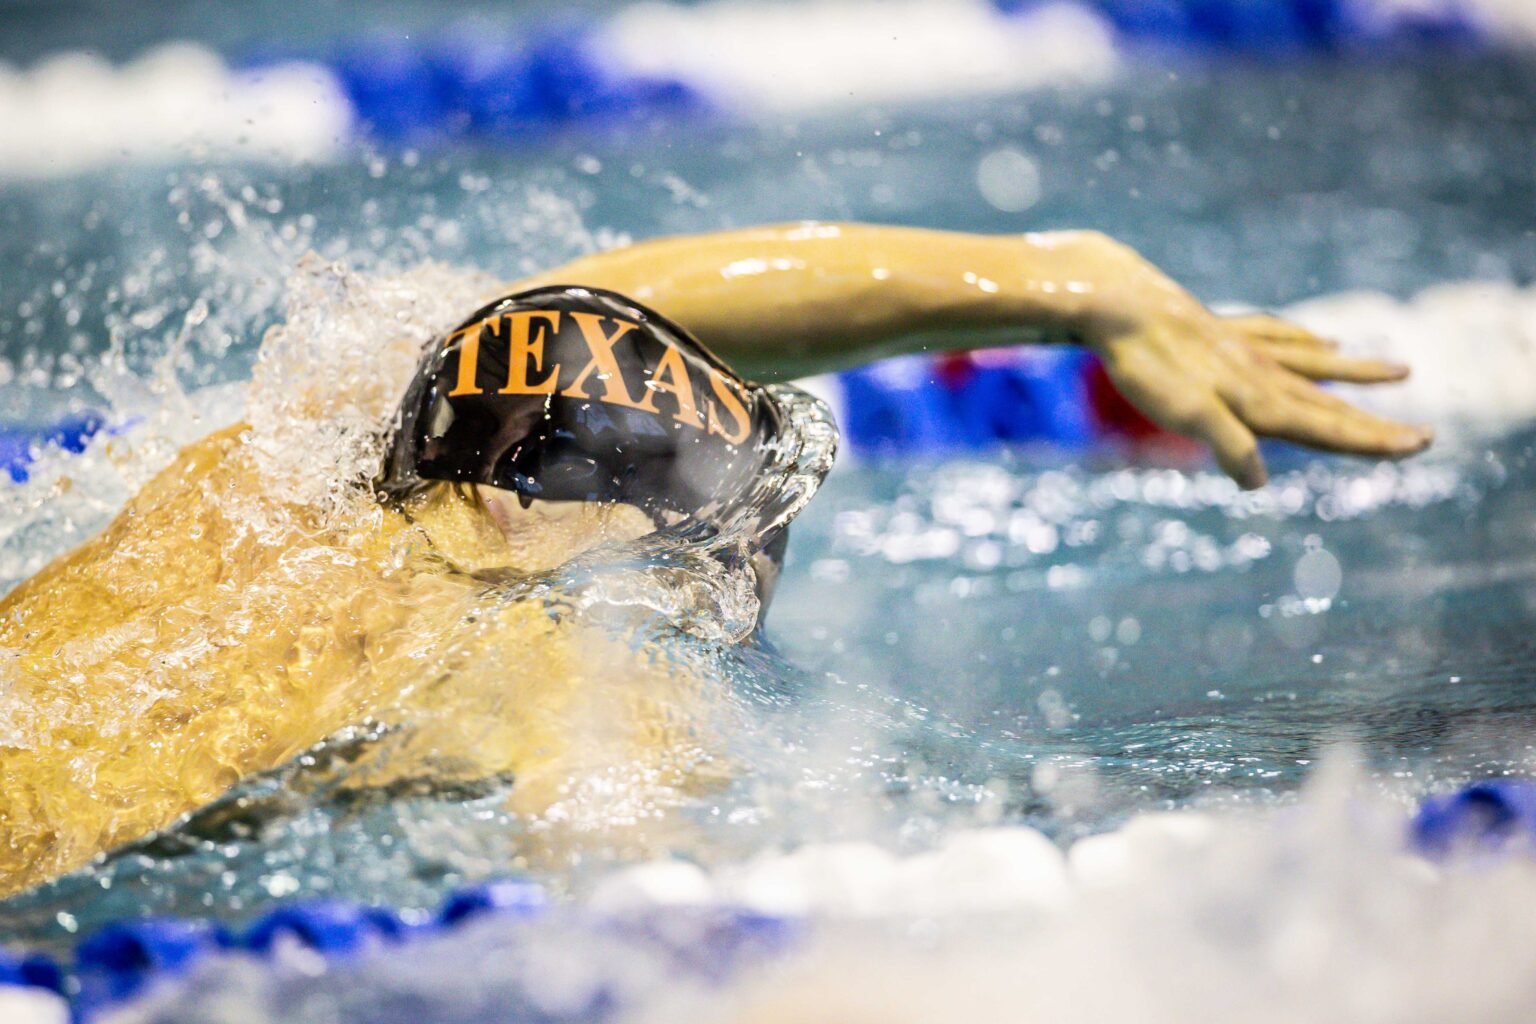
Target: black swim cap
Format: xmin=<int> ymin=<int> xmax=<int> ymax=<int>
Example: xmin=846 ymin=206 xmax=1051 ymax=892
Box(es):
xmin=380 ymin=283 xmax=785 ymax=538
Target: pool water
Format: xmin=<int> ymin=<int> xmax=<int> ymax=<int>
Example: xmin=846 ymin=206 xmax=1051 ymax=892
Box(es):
xmin=775 ymin=432 xmax=1536 ymax=802
xmin=3 ymin=29 xmax=1536 ymax=1021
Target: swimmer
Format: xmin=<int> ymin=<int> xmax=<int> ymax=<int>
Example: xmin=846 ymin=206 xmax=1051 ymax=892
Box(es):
xmin=0 ymin=224 xmax=1429 ymax=896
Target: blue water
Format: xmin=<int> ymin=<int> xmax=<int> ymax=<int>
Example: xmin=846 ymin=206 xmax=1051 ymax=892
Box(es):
xmin=774 ymin=438 xmax=1536 ymax=804
xmin=2 ymin=43 xmax=1536 ymax=960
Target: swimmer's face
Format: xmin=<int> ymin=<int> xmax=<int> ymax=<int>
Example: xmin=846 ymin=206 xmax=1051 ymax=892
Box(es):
xmin=403 ymin=483 xmax=666 ymax=578
xmin=474 ymin=484 xmax=657 ymax=574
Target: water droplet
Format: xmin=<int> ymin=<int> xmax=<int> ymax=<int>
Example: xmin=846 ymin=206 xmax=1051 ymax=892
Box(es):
xmin=976 ymin=146 xmax=1042 ymax=213
xmin=1294 ymin=547 xmax=1342 ymax=602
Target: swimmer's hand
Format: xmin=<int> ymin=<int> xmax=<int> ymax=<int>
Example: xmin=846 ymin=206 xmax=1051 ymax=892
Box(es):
xmin=1085 ymin=255 xmax=1432 ymax=489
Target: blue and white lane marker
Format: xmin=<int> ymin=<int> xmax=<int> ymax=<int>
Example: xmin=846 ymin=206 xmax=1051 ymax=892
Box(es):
xmin=1 ymin=779 xmax=1531 ymax=1020
xmin=821 ymin=348 xmax=1100 ymax=459
xmin=329 ymin=0 xmax=1524 ymax=142
xmin=0 ymin=45 xmax=350 ymax=179
xmin=4 ymin=0 xmax=1531 ymax=178
xmin=0 ymin=881 xmax=796 ymax=1023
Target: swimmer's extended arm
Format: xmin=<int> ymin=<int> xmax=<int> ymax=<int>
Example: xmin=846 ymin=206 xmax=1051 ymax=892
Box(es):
xmin=516 ymin=223 xmax=1432 ymax=488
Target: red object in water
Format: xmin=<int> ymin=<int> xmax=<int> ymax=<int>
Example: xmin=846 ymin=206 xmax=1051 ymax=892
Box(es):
xmin=1084 ymin=353 xmax=1172 ymax=440
xmin=933 ymin=351 xmax=975 ymax=391
xmin=1083 ymin=353 xmax=1205 ymax=464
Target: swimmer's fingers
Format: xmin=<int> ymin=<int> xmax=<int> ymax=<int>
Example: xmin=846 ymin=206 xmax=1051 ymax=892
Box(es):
xmin=1228 ymin=313 xmax=1407 ymax=381
xmin=1097 ymin=318 xmax=1429 ymax=488
xmin=1225 ymin=313 xmax=1338 ymax=350
xmin=1098 ymin=343 xmax=1267 ymax=489
xmin=1229 ymin=373 xmax=1433 ymax=458
xmin=1194 ymin=400 xmax=1266 ymax=489
xmin=1255 ymin=344 xmax=1410 ymax=384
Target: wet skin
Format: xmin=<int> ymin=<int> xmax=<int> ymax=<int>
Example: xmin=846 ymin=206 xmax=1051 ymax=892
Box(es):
xmin=0 ymin=224 xmax=1428 ymax=895
xmin=517 ymin=224 xmax=1430 ymax=489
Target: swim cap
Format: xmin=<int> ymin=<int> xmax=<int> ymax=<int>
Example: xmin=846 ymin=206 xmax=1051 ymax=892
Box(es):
xmin=379 ymin=285 xmax=793 ymax=607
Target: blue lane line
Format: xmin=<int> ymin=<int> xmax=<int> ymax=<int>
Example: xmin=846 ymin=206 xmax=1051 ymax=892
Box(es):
xmin=269 ymin=29 xmax=705 ymax=144
xmin=4 ymin=775 xmax=1530 ymax=1018
xmin=242 ymin=0 xmax=1501 ymax=147
xmin=994 ymin=0 xmax=1486 ymax=50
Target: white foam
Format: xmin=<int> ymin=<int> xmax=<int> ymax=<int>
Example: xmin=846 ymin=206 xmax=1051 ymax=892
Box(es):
xmin=0 ymin=44 xmax=349 ymax=179
xmin=98 ymin=760 xmax=1536 ymax=1024
xmin=590 ymin=860 xmax=717 ymax=912
xmin=1287 ymin=280 xmax=1536 ymax=431
xmin=894 ymin=827 xmax=1071 ymax=913
xmin=597 ymin=0 xmax=1119 ymax=112
xmin=1068 ymin=810 xmax=1220 ymax=889
xmin=625 ymin=762 xmax=1536 ymax=1024
xmin=600 ymin=826 xmax=1069 ymax=918
xmin=724 ymin=841 xmax=905 ymax=916
xmin=0 ymin=988 xmax=68 ymax=1024
xmin=1471 ymin=0 xmax=1536 ymax=41
xmin=241 ymin=255 xmax=497 ymax=524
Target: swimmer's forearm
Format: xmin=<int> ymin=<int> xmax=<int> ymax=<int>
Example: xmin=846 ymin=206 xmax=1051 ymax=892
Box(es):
xmin=516 ymin=221 xmax=1429 ymax=486
xmin=514 ymin=223 xmax=1149 ymax=381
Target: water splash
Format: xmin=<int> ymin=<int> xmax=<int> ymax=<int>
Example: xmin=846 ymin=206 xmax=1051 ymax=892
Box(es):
xmin=0 ymin=171 xmax=848 ymax=928
xmin=530 ymin=382 xmax=839 ymax=645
